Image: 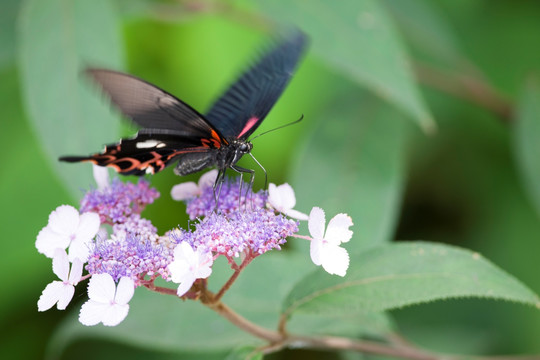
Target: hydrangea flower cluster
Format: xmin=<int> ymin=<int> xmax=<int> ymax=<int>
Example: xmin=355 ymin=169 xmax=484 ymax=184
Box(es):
xmin=80 ymin=178 xmax=159 ymax=224
xmin=178 ymin=174 xmax=268 ymax=219
xmin=36 ymin=167 xmax=353 ymax=327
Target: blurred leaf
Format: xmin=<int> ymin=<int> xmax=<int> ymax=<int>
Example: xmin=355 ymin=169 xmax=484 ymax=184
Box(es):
xmin=291 ymin=92 xmax=409 ymax=251
xmin=382 ymin=0 xmax=465 ymax=68
xmin=18 ymin=0 xmax=124 ymax=198
xmin=257 ymin=0 xmax=435 ymax=132
xmin=225 ymin=346 xmax=263 ymax=360
xmin=59 ymin=339 xmax=228 ymax=360
xmin=0 ymin=66 xmax=73 ymax=360
xmin=0 ymin=0 xmax=20 ymax=69
xmin=513 ymin=76 xmax=540 ymax=218
xmin=282 ymin=242 xmax=540 ymax=317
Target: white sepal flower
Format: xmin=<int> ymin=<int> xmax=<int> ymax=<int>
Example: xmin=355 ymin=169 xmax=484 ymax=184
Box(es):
xmin=36 ymin=205 xmax=100 ymax=261
xmin=93 ymin=164 xmax=110 ymax=190
xmin=171 ymin=170 xmax=218 ymax=201
xmin=308 ymin=207 xmax=353 ymax=277
xmin=37 ymin=249 xmax=83 ymax=311
xmin=169 ymin=242 xmax=213 ymax=296
xmin=79 ymin=274 xmax=134 ymax=327
xmin=267 ymin=183 xmax=308 ymax=220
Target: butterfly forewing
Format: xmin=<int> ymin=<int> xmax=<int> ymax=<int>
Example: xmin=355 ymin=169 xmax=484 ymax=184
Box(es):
xmin=86 ymin=69 xmax=223 ymax=140
xmin=205 ymin=31 xmax=308 ymax=140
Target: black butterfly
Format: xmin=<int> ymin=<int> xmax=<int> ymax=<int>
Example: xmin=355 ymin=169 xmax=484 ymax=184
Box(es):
xmin=60 ymin=31 xmax=307 ymax=187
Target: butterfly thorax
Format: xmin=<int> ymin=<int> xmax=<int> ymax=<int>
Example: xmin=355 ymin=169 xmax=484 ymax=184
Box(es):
xmin=173 ymin=139 xmax=252 ymax=176
xmin=218 ymin=139 xmax=252 ymax=168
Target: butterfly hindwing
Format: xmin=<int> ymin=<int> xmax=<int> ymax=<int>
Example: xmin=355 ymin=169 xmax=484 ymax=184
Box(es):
xmin=60 ymin=134 xmax=213 ymax=176
xmin=206 ymin=31 xmax=308 ymax=140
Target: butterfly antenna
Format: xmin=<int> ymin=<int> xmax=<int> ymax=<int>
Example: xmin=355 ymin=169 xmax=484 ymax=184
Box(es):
xmin=249 ymin=114 xmax=304 ymax=141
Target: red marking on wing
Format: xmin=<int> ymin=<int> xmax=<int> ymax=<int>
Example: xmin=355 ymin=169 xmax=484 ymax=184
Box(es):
xmin=237 ymin=116 xmax=259 ymax=138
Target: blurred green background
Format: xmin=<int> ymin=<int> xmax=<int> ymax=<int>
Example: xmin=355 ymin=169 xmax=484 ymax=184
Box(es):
xmin=2 ymin=0 xmax=540 ymax=359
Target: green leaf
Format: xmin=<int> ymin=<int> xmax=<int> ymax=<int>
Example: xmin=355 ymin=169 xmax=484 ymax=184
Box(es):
xmin=291 ymin=92 xmax=409 ymax=251
xmin=282 ymin=242 xmax=540 ymax=318
xmin=257 ymin=0 xmax=435 ymax=132
xmin=18 ymin=0 xmax=124 ymax=198
xmin=513 ymin=76 xmax=540 ymax=217
xmin=287 ymin=311 xmax=394 ymax=339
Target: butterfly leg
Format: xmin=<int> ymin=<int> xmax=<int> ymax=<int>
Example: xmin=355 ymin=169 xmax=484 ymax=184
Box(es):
xmin=213 ymin=168 xmax=226 ymax=211
xmin=231 ymin=165 xmax=255 ymax=210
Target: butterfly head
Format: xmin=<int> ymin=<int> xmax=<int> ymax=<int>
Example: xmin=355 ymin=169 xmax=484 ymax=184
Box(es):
xmin=225 ymin=140 xmax=253 ymax=167
xmin=237 ymin=141 xmax=253 ymax=154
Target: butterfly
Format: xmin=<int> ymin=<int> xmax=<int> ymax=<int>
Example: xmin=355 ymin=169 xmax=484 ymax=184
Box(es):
xmin=60 ymin=31 xmax=308 ymax=188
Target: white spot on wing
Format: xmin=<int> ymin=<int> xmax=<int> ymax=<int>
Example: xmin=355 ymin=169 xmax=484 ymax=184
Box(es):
xmin=136 ymin=140 xmax=160 ymax=149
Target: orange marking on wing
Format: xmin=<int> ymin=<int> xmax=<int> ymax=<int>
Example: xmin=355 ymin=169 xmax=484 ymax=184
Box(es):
xmin=211 ymin=129 xmax=227 ymax=147
xmin=110 ymin=157 xmax=140 ymax=173
xmin=138 ymin=152 xmax=166 ymax=172
xmin=201 ymin=139 xmax=212 ymax=148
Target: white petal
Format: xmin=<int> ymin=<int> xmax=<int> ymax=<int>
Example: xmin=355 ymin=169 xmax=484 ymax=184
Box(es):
xmin=101 ymin=303 xmax=129 ymax=326
xmin=194 ymin=249 xmax=213 ymax=276
xmin=52 ymin=249 xmax=70 ymax=281
xmin=310 ymin=238 xmax=323 ymax=266
xmin=76 ymin=212 xmax=100 ymax=242
xmin=55 ymin=284 xmax=76 ymax=310
xmin=176 ymin=274 xmax=196 ymax=297
xmin=177 ymin=241 xmax=195 ymax=259
xmin=284 ymin=209 xmax=309 ymax=221
xmin=321 ymin=245 xmax=350 ymax=277
xmin=198 ymin=170 xmax=218 ymax=189
xmin=277 ymin=183 xmax=296 ymax=209
xmin=196 ymin=265 xmax=212 ymax=279
xmin=325 ymin=213 xmax=354 ymax=244
xmin=169 ymin=258 xmax=190 ymax=283
xmin=48 ymin=205 xmax=79 ymax=236
xmin=37 ymin=281 xmax=64 ymax=311
xmin=170 ymin=182 xmax=199 ymax=201
xmin=79 ymin=300 xmax=109 ymax=326
xmin=36 ymin=226 xmax=69 ymax=258
xmin=67 ymin=238 xmax=91 ymax=262
xmin=93 ymin=165 xmax=110 ymax=190
xmin=267 ymin=183 xmax=282 ymax=209
xmin=87 ymin=274 xmax=115 ymax=303
xmin=68 ymin=258 xmax=84 ymax=284
xmin=308 ymin=207 xmax=326 ymax=240
xmin=114 ymin=277 xmax=135 ymax=305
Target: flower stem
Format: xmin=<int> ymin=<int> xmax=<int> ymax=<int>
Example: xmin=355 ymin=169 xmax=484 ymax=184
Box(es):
xmin=141 ymin=281 xmax=177 ymax=296
xmin=205 ymin=298 xmax=441 ymax=359
xmin=204 ymin=298 xmax=538 ymax=360
xmin=214 ymin=253 xmax=253 ymax=301
xmin=206 ymin=300 xmax=283 ymax=343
